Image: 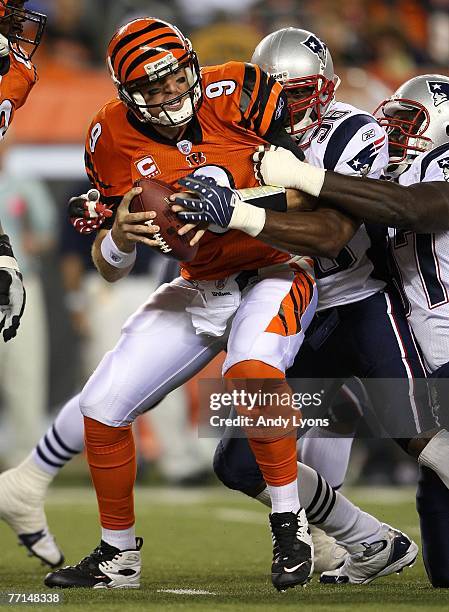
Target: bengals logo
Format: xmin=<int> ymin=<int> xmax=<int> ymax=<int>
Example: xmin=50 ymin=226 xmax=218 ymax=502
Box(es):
xmin=186 ymin=152 xmax=207 ymax=168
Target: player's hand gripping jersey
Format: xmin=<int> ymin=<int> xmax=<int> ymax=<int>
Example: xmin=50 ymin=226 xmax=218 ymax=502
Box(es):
xmin=390 ymin=142 xmax=449 ymax=371
xmin=84 ymin=61 xmax=294 ymax=280
xmin=0 ymin=46 xmax=36 ymax=139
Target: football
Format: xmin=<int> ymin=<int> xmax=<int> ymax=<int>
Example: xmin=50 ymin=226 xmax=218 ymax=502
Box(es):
xmin=130 ymin=178 xmax=199 ymax=262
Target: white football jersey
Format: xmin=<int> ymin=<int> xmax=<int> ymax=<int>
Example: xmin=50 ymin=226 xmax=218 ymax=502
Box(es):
xmin=389 ymin=141 xmax=449 ymax=371
xmin=305 ymin=101 xmax=389 ymax=310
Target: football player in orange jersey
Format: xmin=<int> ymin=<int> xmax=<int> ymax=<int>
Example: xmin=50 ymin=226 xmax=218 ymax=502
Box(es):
xmin=43 ymin=17 xmax=351 ymax=591
xmin=0 ymin=0 xmax=46 ymax=341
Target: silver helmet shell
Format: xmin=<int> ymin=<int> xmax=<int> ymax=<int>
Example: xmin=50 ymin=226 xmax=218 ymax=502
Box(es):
xmin=374 ymin=74 xmax=449 ymax=167
xmin=251 ymin=28 xmax=340 ymax=147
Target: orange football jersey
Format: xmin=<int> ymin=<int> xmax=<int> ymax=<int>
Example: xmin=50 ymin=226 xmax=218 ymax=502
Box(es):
xmin=84 ymin=61 xmax=291 ymax=280
xmin=0 ymin=48 xmax=37 ymax=139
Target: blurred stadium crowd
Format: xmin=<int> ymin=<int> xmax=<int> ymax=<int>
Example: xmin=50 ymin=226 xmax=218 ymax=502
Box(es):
xmin=0 ymin=0 xmax=447 ymax=485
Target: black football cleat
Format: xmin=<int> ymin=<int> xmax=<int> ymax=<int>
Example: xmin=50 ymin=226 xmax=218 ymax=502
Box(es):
xmin=44 ymin=537 xmax=143 ymax=589
xmin=270 ymin=508 xmax=314 ymax=591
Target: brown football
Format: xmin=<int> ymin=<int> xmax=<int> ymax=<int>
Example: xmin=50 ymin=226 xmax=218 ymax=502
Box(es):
xmin=130 ymin=178 xmax=199 ymax=262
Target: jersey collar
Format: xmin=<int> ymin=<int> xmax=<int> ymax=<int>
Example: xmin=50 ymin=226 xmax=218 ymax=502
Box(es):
xmin=126 ymin=111 xmax=203 ymax=147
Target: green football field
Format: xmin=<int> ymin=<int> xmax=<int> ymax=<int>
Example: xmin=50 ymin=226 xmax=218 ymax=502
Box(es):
xmin=1 ymin=486 xmax=448 ymax=611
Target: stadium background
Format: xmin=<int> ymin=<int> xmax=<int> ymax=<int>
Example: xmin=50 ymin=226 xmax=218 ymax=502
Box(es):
xmin=0 ymin=0 xmax=448 ymax=484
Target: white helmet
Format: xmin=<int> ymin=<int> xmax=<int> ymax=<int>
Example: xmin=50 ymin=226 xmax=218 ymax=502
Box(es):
xmin=251 ymin=28 xmax=340 ymax=147
xmin=374 ymin=74 xmax=449 ymax=169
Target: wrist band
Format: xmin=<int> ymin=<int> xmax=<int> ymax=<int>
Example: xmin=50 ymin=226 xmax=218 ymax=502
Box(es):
xmin=228 ymin=198 xmax=266 ymax=237
xmin=100 ymin=230 xmax=136 ymax=269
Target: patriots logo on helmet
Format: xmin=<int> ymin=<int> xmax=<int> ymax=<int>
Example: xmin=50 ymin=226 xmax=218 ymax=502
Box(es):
xmin=347 ymin=135 xmax=386 ymax=175
xmin=437 ymin=157 xmax=449 ymax=182
xmin=426 ymin=81 xmax=449 ymax=107
xmin=301 ymin=34 xmax=327 ymax=67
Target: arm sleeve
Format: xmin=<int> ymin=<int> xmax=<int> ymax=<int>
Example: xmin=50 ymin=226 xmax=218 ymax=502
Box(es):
xmin=84 ymin=111 xmax=131 ymax=229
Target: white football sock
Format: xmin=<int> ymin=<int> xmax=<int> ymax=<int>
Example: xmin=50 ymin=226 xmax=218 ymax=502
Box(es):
xmin=32 ymin=394 xmax=84 ymax=476
xmin=102 ymin=527 xmax=136 ymax=551
xmin=266 ymin=480 xmax=300 ymax=514
xmin=299 ymin=427 xmax=354 ymax=489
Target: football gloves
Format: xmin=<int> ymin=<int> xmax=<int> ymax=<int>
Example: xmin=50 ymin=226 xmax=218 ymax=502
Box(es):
xmin=175 ymin=175 xmax=266 ymax=237
xmin=176 ymin=175 xmax=238 ymax=228
xmin=0 ymin=234 xmax=25 ymax=342
xmin=68 ymin=189 xmax=113 ymax=235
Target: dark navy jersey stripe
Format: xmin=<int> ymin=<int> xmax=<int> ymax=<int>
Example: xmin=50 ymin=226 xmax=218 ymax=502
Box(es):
xmin=323 ymin=114 xmax=374 ymax=171
xmin=240 ymin=63 xmax=257 ymax=116
xmin=253 ymin=75 xmax=277 ymax=134
xmin=84 ymin=152 xmax=112 ymax=190
xmin=419 ymin=142 xmax=449 ymax=182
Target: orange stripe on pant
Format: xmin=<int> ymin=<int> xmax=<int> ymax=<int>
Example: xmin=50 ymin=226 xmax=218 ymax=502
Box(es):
xmin=84 ymin=416 xmax=136 ymax=530
xmin=224 ymin=360 xmax=297 ymax=487
xmin=265 ymin=271 xmax=315 ymax=337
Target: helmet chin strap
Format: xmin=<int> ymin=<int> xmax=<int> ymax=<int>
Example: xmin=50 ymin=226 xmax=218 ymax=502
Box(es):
xmin=131 ymin=92 xmax=194 ymax=125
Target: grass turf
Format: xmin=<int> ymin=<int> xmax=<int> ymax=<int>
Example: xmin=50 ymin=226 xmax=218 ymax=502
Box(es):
xmin=0 ymin=486 xmax=448 ymax=611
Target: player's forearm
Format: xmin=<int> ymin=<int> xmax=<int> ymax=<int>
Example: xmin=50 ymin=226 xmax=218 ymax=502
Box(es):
xmin=320 ymin=173 xmax=449 ymax=232
xmin=92 ymin=231 xmax=134 ymax=282
xmin=239 ymin=186 xmax=316 ymax=213
xmin=258 ymin=208 xmax=358 ymax=258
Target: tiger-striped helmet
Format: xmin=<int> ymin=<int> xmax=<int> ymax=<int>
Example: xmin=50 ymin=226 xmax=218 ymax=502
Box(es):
xmin=0 ymin=0 xmax=46 ymax=59
xmin=107 ymin=18 xmax=202 ymax=126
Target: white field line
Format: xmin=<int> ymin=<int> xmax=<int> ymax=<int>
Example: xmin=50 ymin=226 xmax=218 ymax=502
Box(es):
xmin=157 ymin=589 xmax=217 ymax=595
xmin=45 ymin=485 xmax=416 ymax=507
xmin=215 ymin=508 xmax=266 ymax=524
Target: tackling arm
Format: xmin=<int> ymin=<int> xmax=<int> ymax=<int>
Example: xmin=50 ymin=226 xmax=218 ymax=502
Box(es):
xmin=258 ymin=207 xmax=359 ymax=258
xmin=320 ymin=173 xmax=449 ymax=232
xmin=255 ymin=145 xmax=449 ymax=232
xmin=175 ymin=176 xmax=358 ymax=258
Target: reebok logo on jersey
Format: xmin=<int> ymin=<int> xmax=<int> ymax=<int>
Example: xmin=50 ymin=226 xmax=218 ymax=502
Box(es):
xmin=301 ymin=34 xmax=327 ymax=68
xmin=347 ymin=135 xmax=386 ymax=175
xmin=437 ymin=157 xmax=449 ymax=181
xmin=426 ymin=81 xmax=449 ymax=107
xmin=362 ymin=128 xmax=376 ymax=141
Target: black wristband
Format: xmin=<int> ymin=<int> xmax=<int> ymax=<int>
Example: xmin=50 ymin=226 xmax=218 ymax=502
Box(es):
xmin=247 ymin=190 xmax=288 ymax=212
